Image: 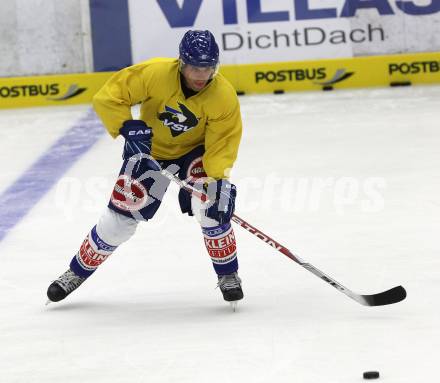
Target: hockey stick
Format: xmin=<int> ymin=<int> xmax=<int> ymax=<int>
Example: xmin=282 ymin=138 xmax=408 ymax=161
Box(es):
xmin=160 ymin=169 xmax=406 ymax=307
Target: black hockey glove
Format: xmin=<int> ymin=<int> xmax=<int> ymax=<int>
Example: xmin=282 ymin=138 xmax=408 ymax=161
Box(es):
xmin=204 ymin=179 xmax=237 ymax=225
xmin=119 ymin=120 xmax=152 ymax=160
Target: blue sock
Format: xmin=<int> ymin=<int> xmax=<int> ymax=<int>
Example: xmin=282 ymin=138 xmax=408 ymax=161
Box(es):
xmin=202 ymin=222 xmax=238 ymax=276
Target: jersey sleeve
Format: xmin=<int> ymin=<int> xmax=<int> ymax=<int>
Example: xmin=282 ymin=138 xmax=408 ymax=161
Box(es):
xmin=203 ymin=94 xmax=243 ymax=180
xmin=92 ymin=63 xmax=150 ymax=138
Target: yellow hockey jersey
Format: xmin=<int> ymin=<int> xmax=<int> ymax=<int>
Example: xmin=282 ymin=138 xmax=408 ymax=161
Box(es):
xmin=93 ymin=58 xmax=242 ymax=179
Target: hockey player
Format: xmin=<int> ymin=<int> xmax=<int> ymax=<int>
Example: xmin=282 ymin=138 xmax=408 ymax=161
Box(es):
xmin=47 ymin=30 xmax=244 ymax=306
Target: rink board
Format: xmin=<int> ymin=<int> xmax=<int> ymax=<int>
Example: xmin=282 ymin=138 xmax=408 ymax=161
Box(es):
xmin=1 ymin=51 xmax=440 ymax=108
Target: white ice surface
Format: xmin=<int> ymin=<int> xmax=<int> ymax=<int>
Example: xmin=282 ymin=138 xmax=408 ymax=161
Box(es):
xmin=0 ymin=86 xmax=439 ymax=383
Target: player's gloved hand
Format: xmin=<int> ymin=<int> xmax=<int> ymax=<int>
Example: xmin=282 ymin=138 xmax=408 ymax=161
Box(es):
xmin=119 ymin=120 xmax=152 ymax=160
xmin=204 ymin=179 xmax=237 ymax=225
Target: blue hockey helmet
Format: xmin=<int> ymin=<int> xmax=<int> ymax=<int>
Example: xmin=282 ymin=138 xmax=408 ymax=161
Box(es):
xmin=179 ymin=30 xmax=219 ymax=68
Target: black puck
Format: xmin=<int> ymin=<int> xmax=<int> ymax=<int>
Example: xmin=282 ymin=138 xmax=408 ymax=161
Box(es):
xmin=363 ymin=371 xmax=380 ymax=379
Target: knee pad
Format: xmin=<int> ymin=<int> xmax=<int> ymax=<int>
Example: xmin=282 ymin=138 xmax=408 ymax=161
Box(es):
xmin=96 ymin=208 xmax=138 ymax=246
xmin=189 ymin=195 xmax=220 ymax=227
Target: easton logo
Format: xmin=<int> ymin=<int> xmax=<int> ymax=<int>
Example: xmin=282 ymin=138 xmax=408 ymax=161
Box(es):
xmin=158 ymin=103 xmax=199 ymax=137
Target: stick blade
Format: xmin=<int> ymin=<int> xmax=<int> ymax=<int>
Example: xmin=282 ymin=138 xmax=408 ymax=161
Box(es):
xmin=359 ymin=285 xmax=407 ymax=306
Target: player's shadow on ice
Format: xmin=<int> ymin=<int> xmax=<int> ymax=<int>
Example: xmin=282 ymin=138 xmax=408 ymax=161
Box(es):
xmin=45 ymin=299 xmax=251 ymax=322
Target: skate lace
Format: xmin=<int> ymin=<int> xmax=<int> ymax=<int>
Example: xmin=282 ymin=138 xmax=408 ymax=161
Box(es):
xmin=58 ymin=269 xmax=85 ymax=293
xmin=217 ymin=273 xmax=242 ymax=291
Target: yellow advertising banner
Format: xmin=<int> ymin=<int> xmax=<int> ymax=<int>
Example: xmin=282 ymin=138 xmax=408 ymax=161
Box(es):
xmin=1 ymin=52 xmax=440 ymax=109
xmin=220 ymin=51 xmax=440 ymax=93
xmin=0 ymin=72 xmax=112 ymax=109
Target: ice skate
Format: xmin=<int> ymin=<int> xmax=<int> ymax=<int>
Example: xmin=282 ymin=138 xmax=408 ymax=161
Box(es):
xmin=47 ymin=268 xmax=86 ymax=303
xmin=217 ymin=272 xmax=243 ymax=310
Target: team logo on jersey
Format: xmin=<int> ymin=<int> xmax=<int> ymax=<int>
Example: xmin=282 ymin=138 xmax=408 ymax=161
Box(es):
xmin=158 ymin=103 xmax=198 ymax=137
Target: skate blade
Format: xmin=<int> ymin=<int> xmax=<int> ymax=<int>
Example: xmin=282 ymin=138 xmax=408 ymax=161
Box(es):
xmin=230 ymin=301 xmax=238 ymax=312
xmin=45 ymin=299 xmax=52 ymax=306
